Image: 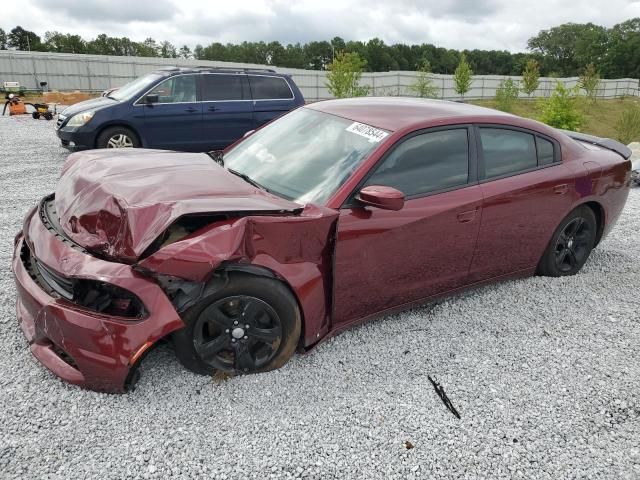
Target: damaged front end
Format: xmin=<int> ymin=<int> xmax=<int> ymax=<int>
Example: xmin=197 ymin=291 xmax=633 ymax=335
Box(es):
xmin=12 ymin=150 xmax=339 ymax=392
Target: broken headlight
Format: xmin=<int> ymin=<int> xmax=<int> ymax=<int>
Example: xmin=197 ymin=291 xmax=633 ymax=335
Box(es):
xmin=72 ymin=280 xmax=147 ymax=319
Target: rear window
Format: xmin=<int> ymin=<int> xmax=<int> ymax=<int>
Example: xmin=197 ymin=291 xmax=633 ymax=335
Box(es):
xmin=536 ymin=137 xmax=555 ymax=165
xmin=249 ymin=76 xmax=293 ymax=100
xmin=202 ymin=74 xmax=244 ymax=101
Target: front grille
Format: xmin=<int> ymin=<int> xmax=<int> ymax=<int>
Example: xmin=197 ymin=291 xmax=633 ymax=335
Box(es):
xmin=21 ymin=241 xmax=74 ymax=300
xmin=55 ymin=114 xmax=66 ymax=130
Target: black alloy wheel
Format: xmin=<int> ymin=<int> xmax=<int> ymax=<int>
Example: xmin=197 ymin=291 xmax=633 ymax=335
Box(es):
xmin=192 ymin=295 xmax=283 ymax=373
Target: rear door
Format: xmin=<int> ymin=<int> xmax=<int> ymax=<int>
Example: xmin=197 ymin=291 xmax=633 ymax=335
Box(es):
xmin=468 ymin=125 xmax=575 ymax=282
xmin=138 ymin=74 xmax=203 ymax=151
xmin=247 ymin=75 xmax=297 ymax=129
xmin=201 ymin=73 xmax=254 ymax=150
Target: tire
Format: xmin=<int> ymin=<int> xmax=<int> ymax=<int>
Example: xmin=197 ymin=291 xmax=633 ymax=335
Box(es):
xmin=44 ymin=112 xmax=53 ymax=121
xmin=31 ymin=112 xmax=39 ymax=120
xmin=96 ymin=126 xmax=140 ymax=149
xmin=172 ymin=273 xmax=301 ymax=376
xmin=538 ymin=206 xmax=597 ymax=277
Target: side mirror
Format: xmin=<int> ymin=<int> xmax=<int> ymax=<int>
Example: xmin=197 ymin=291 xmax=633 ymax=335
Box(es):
xmin=356 ymin=185 xmax=405 ymax=211
xmin=145 ymin=94 xmax=159 ymax=104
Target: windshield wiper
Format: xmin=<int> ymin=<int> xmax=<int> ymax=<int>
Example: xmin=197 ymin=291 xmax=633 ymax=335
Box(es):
xmin=227 ymin=168 xmax=268 ymax=192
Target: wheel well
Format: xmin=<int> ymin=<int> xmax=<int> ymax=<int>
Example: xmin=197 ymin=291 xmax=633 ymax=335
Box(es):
xmin=217 ymin=264 xmax=307 ymax=350
xmin=95 ymin=123 xmax=141 ymax=148
xmin=583 ymin=201 xmax=605 ymax=246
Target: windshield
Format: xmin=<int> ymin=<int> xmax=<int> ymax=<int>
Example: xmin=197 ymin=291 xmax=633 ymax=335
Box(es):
xmin=224 ymin=108 xmax=388 ymax=205
xmin=109 ymin=73 xmax=164 ymax=101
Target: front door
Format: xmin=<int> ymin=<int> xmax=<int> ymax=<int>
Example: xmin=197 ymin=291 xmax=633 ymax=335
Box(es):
xmin=140 ymin=74 xmax=203 ymax=151
xmin=333 ymin=127 xmax=483 ymax=325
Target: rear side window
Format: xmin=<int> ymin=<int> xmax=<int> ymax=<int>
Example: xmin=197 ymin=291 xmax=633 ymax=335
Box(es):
xmin=536 ymin=136 xmax=555 ymax=165
xmin=365 ymin=129 xmax=469 ymax=196
xmin=249 ymin=76 xmax=293 ymax=100
xmin=147 ymin=75 xmax=197 ymax=103
xmin=479 ymin=128 xmax=537 ymax=179
xmin=202 ymin=74 xmax=244 ymax=101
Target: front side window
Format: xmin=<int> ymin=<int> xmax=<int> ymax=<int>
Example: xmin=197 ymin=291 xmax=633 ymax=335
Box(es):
xmin=249 ymin=76 xmax=293 ymax=100
xmin=479 ymin=128 xmax=537 ymax=179
xmin=147 ymin=75 xmax=197 ymax=103
xmin=202 ymin=74 xmax=244 ymax=101
xmin=365 ymin=129 xmax=469 ymax=196
xmin=224 ymin=108 xmax=385 ymax=204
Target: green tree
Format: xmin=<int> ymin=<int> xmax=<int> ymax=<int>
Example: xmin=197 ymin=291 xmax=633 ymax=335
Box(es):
xmin=0 ymin=28 xmax=7 ymax=49
xmin=579 ymin=63 xmax=600 ymax=102
xmin=453 ymin=53 xmax=473 ymax=99
xmin=521 ymin=58 xmax=540 ymax=97
xmin=326 ymin=52 xmax=369 ymax=98
xmin=43 ymin=31 xmax=86 ymax=53
xmin=178 ymin=45 xmax=192 ymax=59
xmin=495 ymin=78 xmax=519 ymax=112
xmin=538 ymin=82 xmax=583 ymax=130
xmin=8 ymin=26 xmax=43 ymax=51
xmin=159 ymin=41 xmax=177 ymax=58
xmin=409 ymin=60 xmax=439 ymax=98
xmin=137 ymin=37 xmax=159 ymax=57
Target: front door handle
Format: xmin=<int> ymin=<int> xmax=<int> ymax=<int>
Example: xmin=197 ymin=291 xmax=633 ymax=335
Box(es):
xmin=553 ymin=184 xmax=569 ymax=195
xmin=457 ymin=209 xmax=477 ymax=223
xmin=185 ymin=107 xmax=198 ymax=113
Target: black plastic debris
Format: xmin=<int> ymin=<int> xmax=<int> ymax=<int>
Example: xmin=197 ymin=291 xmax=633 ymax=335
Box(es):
xmin=428 ymin=376 xmax=461 ymax=419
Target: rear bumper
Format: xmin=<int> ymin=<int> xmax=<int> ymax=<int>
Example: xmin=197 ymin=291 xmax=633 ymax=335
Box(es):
xmin=11 ymin=206 xmax=185 ymax=392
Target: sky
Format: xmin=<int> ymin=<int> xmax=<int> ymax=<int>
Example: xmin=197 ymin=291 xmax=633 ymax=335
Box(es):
xmin=3 ymin=0 xmax=640 ymax=52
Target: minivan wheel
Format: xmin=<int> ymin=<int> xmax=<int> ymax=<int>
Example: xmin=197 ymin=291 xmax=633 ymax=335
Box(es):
xmin=172 ymin=273 xmax=301 ymax=376
xmin=96 ymin=126 xmax=140 ymax=149
xmin=538 ymin=206 xmax=597 ymax=277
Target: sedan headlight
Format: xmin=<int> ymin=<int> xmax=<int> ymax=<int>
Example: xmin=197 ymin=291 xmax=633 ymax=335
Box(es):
xmin=66 ymin=110 xmax=95 ymax=128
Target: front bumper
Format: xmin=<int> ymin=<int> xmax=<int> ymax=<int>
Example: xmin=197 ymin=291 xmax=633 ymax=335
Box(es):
xmin=56 ymin=126 xmax=95 ymax=151
xmin=11 ymin=204 xmax=185 ymax=392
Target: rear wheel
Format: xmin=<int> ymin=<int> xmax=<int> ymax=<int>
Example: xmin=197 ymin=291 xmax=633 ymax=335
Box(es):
xmin=173 ymin=273 xmax=301 ymax=376
xmin=96 ymin=126 xmax=140 ymax=149
xmin=538 ymin=206 xmax=597 ymax=277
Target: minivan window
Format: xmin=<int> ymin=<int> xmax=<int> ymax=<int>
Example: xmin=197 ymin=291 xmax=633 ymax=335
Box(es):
xmin=202 ymin=74 xmax=244 ymax=101
xmin=146 ymin=75 xmax=197 ymax=103
xmin=479 ymin=128 xmax=537 ymax=179
xmin=249 ymin=76 xmax=293 ymax=100
xmin=365 ymin=129 xmax=469 ymax=196
xmin=110 ymin=73 xmax=163 ymax=101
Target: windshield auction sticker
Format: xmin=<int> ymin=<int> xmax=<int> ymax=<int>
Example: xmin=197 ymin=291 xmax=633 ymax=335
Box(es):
xmin=345 ymin=122 xmax=389 ymax=143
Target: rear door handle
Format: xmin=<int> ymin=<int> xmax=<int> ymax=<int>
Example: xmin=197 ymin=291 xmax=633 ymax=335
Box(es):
xmin=457 ymin=209 xmax=477 ymax=223
xmin=553 ymin=184 xmax=569 ymax=195
xmin=185 ymin=107 xmax=198 ymax=113
xmin=207 ymin=106 xmax=218 ymax=112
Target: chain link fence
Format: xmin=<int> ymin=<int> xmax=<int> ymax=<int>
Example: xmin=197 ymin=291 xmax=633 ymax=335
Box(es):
xmin=1 ymin=50 xmax=638 ymax=101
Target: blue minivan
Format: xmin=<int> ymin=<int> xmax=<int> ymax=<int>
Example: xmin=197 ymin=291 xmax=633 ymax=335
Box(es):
xmin=55 ymin=67 xmax=305 ymax=152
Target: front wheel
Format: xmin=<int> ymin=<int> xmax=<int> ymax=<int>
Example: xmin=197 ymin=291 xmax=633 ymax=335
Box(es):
xmin=96 ymin=126 xmax=140 ymax=149
xmin=173 ymin=273 xmax=301 ymax=376
xmin=538 ymin=206 xmax=597 ymax=277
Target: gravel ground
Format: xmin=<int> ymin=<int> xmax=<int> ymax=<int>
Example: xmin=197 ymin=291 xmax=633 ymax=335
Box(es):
xmin=0 ymin=115 xmax=638 ymax=480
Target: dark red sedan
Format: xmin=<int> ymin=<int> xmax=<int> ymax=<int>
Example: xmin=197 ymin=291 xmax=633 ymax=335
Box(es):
xmin=13 ymin=98 xmax=633 ymax=392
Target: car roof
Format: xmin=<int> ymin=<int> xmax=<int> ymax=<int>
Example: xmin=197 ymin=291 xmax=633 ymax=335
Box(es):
xmin=306 ymin=97 xmax=517 ymax=132
xmin=153 ymin=66 xmax=287 ymax=77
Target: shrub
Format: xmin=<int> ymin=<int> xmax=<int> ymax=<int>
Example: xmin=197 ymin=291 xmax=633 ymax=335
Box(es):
xmin=521 ymin=59 xmax=540 ymax=97
xmin=614 ymin=103 xmax=640 ymax=144
xmin=538 ymin=82 xmax=583 ymax=130
xmin=453 ymin=53 xmax=473 ymax=99
xmin=326 ymin=52 xmax=369 ymax=98
xmin=409 ymin=60 xmax=439 ymax=98
xmin=579 ymin=63 xmax=600 ymax=103
xmin=495 ymin=78 xmax=519 ymax=112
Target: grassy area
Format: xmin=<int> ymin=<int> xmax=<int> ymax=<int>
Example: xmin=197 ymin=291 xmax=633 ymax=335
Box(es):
xmin=471 ymin=97 xmax=640 ymax=142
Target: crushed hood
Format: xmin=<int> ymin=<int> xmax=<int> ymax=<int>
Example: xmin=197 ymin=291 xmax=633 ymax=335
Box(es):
xmin=56 ymin=149 xmax=302 ymax=262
